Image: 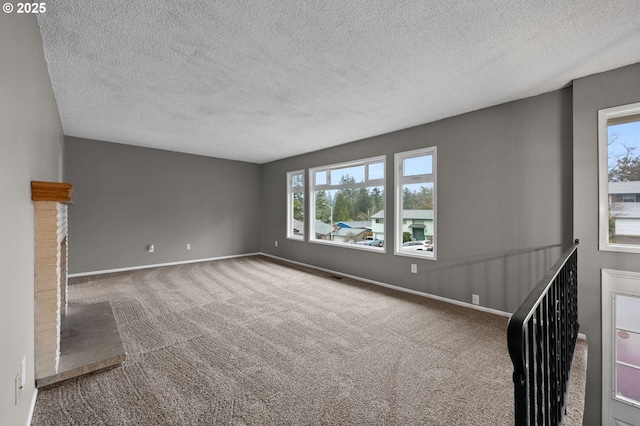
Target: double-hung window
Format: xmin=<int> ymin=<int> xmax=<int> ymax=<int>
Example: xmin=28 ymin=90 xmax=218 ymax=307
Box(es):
xmin=309 ymin=156 xmax=385 ymax=250
xmin=395 ymin=147 xmax=437 ymax=259
xmin=286 ymin=170 xmax=305 ymax=240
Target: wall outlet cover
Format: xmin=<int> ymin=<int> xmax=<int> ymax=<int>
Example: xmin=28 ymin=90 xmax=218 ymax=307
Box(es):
xmin=472 ymin=294 xmax=480 ymax=305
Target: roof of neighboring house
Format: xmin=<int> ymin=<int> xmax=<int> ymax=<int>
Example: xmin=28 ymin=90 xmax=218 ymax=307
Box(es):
xmin=332 ymin=228 xmax=368 ymax=237
xmin=372 ymin=209 xmax=434 ymax=219
xmin=314 ymin=221 xmax=333 ymax=235
xmin=609 ymin=181 xmax=640 ymax=194
xmin=337 ymin=221 xmax=371 ymax=229
xmin=611 ymin=203 xmax=640 ymax=218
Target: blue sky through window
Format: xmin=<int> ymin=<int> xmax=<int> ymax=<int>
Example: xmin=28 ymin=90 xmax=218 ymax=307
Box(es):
xmin=609 ymin=121 xmax=640 ymax=173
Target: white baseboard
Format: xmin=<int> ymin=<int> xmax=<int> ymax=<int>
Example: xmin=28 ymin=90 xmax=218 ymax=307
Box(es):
xmin=68 ymin=251 xmax=513 ymax=317
xmin=261 ymin=253 xmax=512 ymax=318
xmin=68 ymin=252 xmax=261 ymax=278
xmin=27 ymin=388 xmax=37 ymax=426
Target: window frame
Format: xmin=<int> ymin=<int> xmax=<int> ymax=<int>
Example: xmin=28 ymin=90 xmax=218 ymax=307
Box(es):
xmin=598 ymin=102 xmax=640 ymax=254
xmin=286 ymin=169 xmax=305 ymax=241
xmin=309 ymin=155 xmax=386 ymax=252
xmin=394 ymin=146 xmax=437 ymax=260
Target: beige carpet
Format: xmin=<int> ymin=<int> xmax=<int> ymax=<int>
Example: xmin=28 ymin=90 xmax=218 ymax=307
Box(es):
xmin=33 ymin=255 xmax=519 ymax=425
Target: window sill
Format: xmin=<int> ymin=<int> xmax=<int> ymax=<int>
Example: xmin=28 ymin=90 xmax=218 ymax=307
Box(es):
xmin=394 ymin=250 xmax=437 ymax=261
xmin=310 ymin=239 xmax=386 ymax=253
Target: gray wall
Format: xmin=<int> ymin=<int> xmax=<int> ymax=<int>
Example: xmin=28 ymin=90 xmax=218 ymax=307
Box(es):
xmin=573 ymin=62 xmax=640 ymax=425
xmin=261 ymin=88 xmax=574 ymax=314
xmin=65 ymin=137 xmax=261 ymax=274
xmin=0 ymin=13 xmax=64 ymax=426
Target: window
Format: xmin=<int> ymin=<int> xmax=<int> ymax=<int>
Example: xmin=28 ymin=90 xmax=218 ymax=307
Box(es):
xmin=309 ymin=156 xmax=385 ymax=250
xmin=395 ymin=147 xmax=437 ymax=259
xmin=599 ymin=102 xmax=640 ymax=253
xmin=287 ymin=170 xmax=305 ymax=240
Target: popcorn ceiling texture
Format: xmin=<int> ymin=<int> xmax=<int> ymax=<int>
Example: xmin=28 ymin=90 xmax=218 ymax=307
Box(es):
xmin=38 ymin=0 xmax=640 ymax=163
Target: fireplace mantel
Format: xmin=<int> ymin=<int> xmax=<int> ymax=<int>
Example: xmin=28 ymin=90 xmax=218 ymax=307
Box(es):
xmin=31 ymin=181 xmax=73 ymax=203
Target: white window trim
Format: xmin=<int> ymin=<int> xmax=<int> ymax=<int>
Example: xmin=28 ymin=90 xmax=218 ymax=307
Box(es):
xmin=598 ymin=102 xmax=640 ymax=254
xmin=394 ymin=146 xmax=437 ymax=260
xmin=309 ymin=155 xmax=386 ymax=252
xmin=286 ymin=170 xmax=305 ymax=241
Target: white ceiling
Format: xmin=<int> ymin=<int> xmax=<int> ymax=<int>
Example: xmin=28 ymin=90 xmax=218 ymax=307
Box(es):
xmin=38 ymin=0 xmax=640 ymax=164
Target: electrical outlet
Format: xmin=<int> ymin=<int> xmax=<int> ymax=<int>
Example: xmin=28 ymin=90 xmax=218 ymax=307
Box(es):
xmin=148 ymin=244 xmax=154 ymax=253
xmin=411 ymin=264 xmax=417 ymax=274
xmin=472 ymin=294 xmax=480 ymax=305
xmin=186 ymin=243 xmax=191 ymax=250
xmin=275 ymin=240 xmax=278 ymax=247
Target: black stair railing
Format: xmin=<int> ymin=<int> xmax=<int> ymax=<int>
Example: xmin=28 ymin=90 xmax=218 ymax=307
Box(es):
xmin=507 ymin=239 xmax=580 ymax=426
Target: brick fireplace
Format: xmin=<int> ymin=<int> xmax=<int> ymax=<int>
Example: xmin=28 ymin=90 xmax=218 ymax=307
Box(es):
xmin=32 ymin=181 xmax=73 ymax=381
xmin=31 ymin=181 xmax=125 ymax=388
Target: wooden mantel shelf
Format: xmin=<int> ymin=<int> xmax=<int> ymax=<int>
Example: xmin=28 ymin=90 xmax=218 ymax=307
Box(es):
xmin=31 ymin=181 xmax=74 ymax=203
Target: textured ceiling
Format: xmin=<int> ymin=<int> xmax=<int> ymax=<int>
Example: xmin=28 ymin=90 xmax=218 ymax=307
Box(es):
xmin=38 ymin=0 xmax=640 ymax=164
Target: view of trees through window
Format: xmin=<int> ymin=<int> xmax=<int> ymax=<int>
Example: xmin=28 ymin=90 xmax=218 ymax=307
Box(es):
xmin=402 ymin=185 xmax=433 ymax=210
xmin=395 ymin=147 xmax=436 ymax=258
xmin=287 ymin=171 xmax=304 ymax=239
xmin=607 ymin=114 xmax=640 ymax=246
xmin=315 ymin=179 xmax=384 ymax=222
xmin=292 ymin=173 xmax=304 ymax=222
xmin=310 ymin=158 xmax=385 ymax=247
xmin=301 ymin=150 xmax=437 ymax=255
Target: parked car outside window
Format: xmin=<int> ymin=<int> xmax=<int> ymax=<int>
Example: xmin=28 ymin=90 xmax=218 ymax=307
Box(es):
xmin=402 ymin=240 xmax=432 ymax=251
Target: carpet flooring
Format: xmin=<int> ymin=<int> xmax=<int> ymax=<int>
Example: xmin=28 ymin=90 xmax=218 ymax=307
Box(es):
xmin=32 ymin=255 xmax=518 ymax=425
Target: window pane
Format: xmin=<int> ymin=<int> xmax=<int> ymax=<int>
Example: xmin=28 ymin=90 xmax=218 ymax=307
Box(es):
xmin=330 ymin=164 xmax=365 ymax=185
xmin=616 ymin=294 xmax=640 ymax=334
xmin=400 ymin=181 xmax=434 ymax=253
xmin=292 ymin=191 xmax=304 ymax=236
xmin=315 ymin=170 xmax=327 ymax=185
xmin=607 ymin=117 xmax=640 ymax=247
xmin=616 ymin=363 xmax=640 ymax=404
xmin=368 ymin=162 xmax=384 ymax=180
xmin=313 ymin=186 xmax=384 ymax=246
xmin=287 ymin=171 xmax=304 ymax=239
xmin=615 ymin=294 xmax=640 ymax=405
xmin=404 ymin=155 xmax=432 ymax=176
xmin=292 ymin=173 xmax=304 ymax=190
xmin=616 ymin=329 xmax=640 ymax=366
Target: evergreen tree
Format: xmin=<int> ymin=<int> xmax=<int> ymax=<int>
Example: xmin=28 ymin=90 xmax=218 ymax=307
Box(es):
xmin=371 ymin=187 xmax=384 ymax=214
xmin=293 ymin=192 xmax=304 ymax=221
xmin=417 ymin=185 xmax=433 ymax=209
xmin=355 ymin=187 xmax=372 ymax=219
xmin=334 ymin=192 xmax=354 ymax=221
xmin=315 ymin=190 xmax=331 ymax=222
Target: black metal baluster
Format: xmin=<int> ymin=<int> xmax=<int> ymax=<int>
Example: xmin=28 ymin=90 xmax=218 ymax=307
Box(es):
xmin=535 ymin=305 xmax=544 ymax=425
xmin=542 ymin=293 xmax=551 ymax=426
xmin=507 ymin=240 xmax=580 ymax=426
xmin=528 ymin=319 xmax=536 ymax=425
